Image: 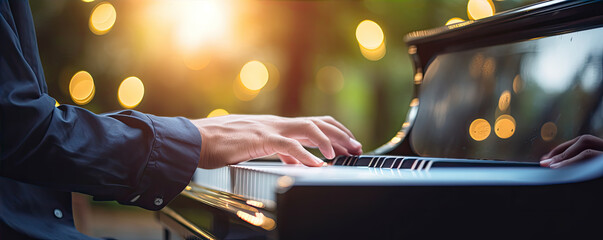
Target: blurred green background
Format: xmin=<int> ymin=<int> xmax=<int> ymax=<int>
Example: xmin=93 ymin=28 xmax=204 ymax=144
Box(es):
xmin=30 ymin=0 xmax=539 ymax=153
xmin=28 ymin=0 xmax=539 ymax=238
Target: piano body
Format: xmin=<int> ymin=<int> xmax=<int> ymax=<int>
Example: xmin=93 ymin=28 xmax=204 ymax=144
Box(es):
xmin=158 ymin=1 xmax=603 ymax=239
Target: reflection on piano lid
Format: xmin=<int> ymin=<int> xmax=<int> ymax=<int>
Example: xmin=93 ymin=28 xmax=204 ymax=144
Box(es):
xmin=159 ymin=1 xmax=603 ymax=239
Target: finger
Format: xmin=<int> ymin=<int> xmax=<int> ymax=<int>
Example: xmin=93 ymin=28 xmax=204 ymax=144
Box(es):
xmin=332 ymin=144 xmax=351 ymax=156
xmin=546 ymin=136 xmax=600 ymax=165
xmin=278 ymin=154 xmax=301 ymax=165
xmin=315 ymin=116 xmax=356 ymax=139
xmin=296 ymin=138 xmax=318 ymax=148
xmin=295 ymin=138 xmax=356 ymax=157
xmin=541 ymin=136 xmax=580 ymax=160
xmin=272 ymin=137 xmax=324 ymax=167
xmin=549 ymin=149 xmax=603 ymax=168
xmin=310 ymin=119 xmax=363 ymax=153
xmin=282 ymin=120 xmax=335 ymax=159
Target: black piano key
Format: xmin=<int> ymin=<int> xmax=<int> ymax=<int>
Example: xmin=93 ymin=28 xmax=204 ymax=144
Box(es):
xmin=400 ymin=158 xmax=417 ymax=169
xmin=332 ymin=156 xmax=347 ymax=165
xmin=381 ymin=157 xmax=396 ymax=168
xmin=355 ymin=156 xmax=374 ymax=166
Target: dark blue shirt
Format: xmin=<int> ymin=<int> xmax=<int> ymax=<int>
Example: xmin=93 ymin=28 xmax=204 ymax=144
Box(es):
xmin=0 ymin=1 xmax=202 ymax=238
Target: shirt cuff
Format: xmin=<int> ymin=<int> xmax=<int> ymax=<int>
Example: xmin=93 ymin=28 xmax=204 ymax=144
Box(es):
xmin=119 ymin=114 xmax=201 ymax=210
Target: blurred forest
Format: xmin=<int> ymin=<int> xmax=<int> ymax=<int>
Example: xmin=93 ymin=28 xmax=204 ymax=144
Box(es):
xmin=30 ymin=0 xmax=540 ymax=153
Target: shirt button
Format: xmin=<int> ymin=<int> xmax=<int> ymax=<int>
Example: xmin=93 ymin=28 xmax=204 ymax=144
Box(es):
xmin=53 ymin=209 xmax=63 ymax=219
xmin=154 ymin=197 xmax=163 ymax=206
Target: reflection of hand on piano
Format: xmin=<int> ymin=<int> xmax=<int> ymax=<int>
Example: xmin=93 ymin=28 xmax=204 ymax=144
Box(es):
xmin=189 ymin=115 xmax=362 ymax=168
xmin=540 ymin=134 xmax=603 ymax=168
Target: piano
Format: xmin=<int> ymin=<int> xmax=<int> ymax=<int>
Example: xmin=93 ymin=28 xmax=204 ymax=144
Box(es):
xmin=158 ymin=1 xmax=603 ymax=239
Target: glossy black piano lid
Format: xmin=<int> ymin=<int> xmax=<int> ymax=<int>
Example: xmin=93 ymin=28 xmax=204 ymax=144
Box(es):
xmin=410 ymin=26 xmax=603 ymax=162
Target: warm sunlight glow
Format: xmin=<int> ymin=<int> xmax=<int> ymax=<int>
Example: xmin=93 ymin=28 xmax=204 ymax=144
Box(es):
xmin=446 ymin=17 xmax=465 ymax=25
xmin=541 ymin=122 xmax=558 ymax=141
xmin=240 ymin=60 xmax=269 ymax=91
xmin=182 ymin=51 xmax=211 ymax=71
xmin=495 ymin=115 xmax=516 ymax=139
xmin=469 ymin=118 xmax=491 ymax=141
xmin=118 ymin=76 xmax=144 ymax=109
xmin=173 ymin=0 xmax=229 ymax=52
xmin=356 ymin=20 xmax=384 ymax=50
xmin=89 ymin=2 xmax=116 ymax=35
xmin=316 ymin=66 xmax=344 ymax=94
xmin=467 ymin=0 xmax=495 ymax=20
xmin=82 ymin=0 xmax=95 ymax=2
xmin=207 ymin=108 xmax=229 ymax=118
xmin=69 ymin=71 xmax=95 ymax=105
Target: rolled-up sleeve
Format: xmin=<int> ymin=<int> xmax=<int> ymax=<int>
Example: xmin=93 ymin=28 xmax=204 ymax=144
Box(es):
xmin=0 ymin=0 xmax=201 ymax=210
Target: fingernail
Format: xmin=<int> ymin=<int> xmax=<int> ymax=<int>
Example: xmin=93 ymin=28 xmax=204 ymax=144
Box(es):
xmin=350 ymin=138 xmax=362 ymax=148
xmin=540 ymin=158 xmax=552 ymax=165
xmin=314 ymin=157 xmax=324 ymax=165
xmin=550 ymin=162 xmax=561 ymax=168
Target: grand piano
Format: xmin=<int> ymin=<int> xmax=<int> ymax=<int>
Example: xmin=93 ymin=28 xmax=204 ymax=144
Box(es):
xmin=158 ymin=1 xmax=603 ymax=239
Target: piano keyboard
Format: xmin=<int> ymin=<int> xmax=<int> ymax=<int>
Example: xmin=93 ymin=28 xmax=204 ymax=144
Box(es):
xmin=331 ymin=155 xmax=540 ymax=170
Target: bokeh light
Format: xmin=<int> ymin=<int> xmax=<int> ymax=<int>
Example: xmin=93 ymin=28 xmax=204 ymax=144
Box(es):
xmin=446 ymin=17 xmax=465 ymax=25
xmin=469 ymin=118 xmax=491 ymax=141
xmin=89 ymin=2 xmax=117 ymax=35
xmin=467 ymin=0 xmax=495 ymax=20
xmin=498 ymin=90 xmax=511 ymax=111
xmin=118 ymin=76 xmax=145 ymax=109
xmin=82 ymin=0 xmax=95 ymax=2
xmin=207 ymin=108 xmax=229 ymax=118
xmin=494 ymin=114 xmax=515 ymax=139
xmin=541 ymin=122 xmax=558 ymax=141
xmin=240 ymin=60 xmax=269 ymax=91
xmin=356 ymin=20 xmax=385 ymax=50
xmin=359 ymin=42 xmax=386 ymax=61
xmin=234 ymin=76 xmax=260 ymax=101
xmin=69 ymin=70 xmax=95 ymax=105
xmin=513 ymin=75 xmax=523 ymax=93
xmin=316 ymin=66 xmax=345 ymax=94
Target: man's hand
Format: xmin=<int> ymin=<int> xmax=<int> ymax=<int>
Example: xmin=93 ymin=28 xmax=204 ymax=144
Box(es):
xmin=540 ymin=134 xmax=603 ymax=168
xmin=190 ymin=115 xmax=363 ymax=169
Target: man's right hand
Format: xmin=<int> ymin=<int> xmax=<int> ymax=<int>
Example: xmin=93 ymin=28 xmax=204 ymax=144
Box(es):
xmin=189 ymin=115 xmax=363 ymax=169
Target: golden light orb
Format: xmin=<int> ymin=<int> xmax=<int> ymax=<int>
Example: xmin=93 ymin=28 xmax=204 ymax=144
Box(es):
xmin=82 ymin=0 xmax=95 ymax=2
xmin=446 ymin=17 xmax=465 ymax=25
xmin=359 ymin=41 xmax=386 ymax=61
xmin=207 ymin=108 xmax=229 ymax=118
xmin=240 ymin=60 xmax=269 ymax=91
xmin=89 ymin=2 xmax=117 ymax=35
xmin=316 ymin=66 xmax=345 ymax=94
xmin=498 ymin=90 xmax=511 ymax=111
xmin=469 ymin=118 xmax=491 ymax=141
xmin=355 ymin=20 xmax=385 ymax=50
xmin=69 ymin=70 xmax=95 ymax=105
xmin=494 ymin=114 xmax=516 ymax=139
xmin=513 ymin=75 xmax=523 ymax=93
xmin=118 ymin=76 xmax=145 ymax=109
xmin=233 ymin=76 xmax=260 ymax=102
xmin=467 ymin=0 xmax=495 ymax=20
xmin=541 ymin=122 xmax=558 ymax=141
